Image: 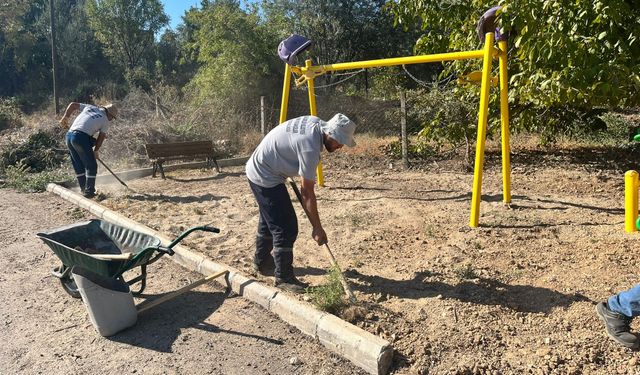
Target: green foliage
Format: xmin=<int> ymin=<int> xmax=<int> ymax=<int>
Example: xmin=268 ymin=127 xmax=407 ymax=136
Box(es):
xmin=86 ymin=0 xmax=168 ymax=82
xmin=0 ymin=0 xmax=52 ymax=105
xmin=0 ymin=97 xmax=23 ymax=131
xmin=0 ymin=130 xmax=67 ymax=172
xmin=184 ymin=0 xmax=280 ymax=106
xmin=408 ymin=88 xmax=479 ymax=146
xmin=383 ymin=139 xmax=439 ymax=160
xmin=571 ymin=112 xmax=637 ymax=146
xmin=307 ymin=266 xmax=347 ymax=314
xmin=387 ymin=0 xmax=640 ymax=141
xmin=263 ymin=0 xmax=422 ymax=91
xmin=2 ymin=161 xmax=71 ymax=193
xmin=455 ymin=263 xmax=478 ymax=280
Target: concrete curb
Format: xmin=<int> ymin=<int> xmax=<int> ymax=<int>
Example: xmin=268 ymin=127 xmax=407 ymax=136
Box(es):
xmin=45 ymin=183 xmax=393 ymax=375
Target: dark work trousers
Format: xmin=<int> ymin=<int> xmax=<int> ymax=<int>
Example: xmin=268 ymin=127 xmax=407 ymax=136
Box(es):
xmin=248 ymin=180 xmax=298 ymax=280
xmin=66 ymin=130 xmax=97 ymax=194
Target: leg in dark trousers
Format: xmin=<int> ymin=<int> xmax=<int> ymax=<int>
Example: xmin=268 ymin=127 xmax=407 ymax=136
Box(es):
xmin=254 ymin=212 xmax=275 ymax=275
xmin=248 ymin=181 xmax=298 ymax=281
xmin=66 ymin=132 xmax=87 ymax=192
xmin=66 ymin=131 xmax=98 ymax=197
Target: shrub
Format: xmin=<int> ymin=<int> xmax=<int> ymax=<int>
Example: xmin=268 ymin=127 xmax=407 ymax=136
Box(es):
xmin=307 ymin=266 xmax=347 ymax=314
xmin=407 ymin=88 xmax=479 ymax=148
xmin=0 ymin=97 xmax=23 ymax=131
xmin=0 ymin=130 xmax=67 ymax=172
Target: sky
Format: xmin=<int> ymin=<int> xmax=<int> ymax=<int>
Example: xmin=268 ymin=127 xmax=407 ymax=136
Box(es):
xmin=161 ymin=1 xmax=257 ymax=30
xmin=161 ymin=0 xmax=201 ymax=30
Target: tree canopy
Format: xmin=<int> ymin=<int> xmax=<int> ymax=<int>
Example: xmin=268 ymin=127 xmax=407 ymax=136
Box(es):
xmin=387 ymin=0 xmax=640 ymax=136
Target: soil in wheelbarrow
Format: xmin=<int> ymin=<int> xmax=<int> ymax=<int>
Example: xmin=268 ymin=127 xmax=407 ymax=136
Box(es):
xmin=0 ymin=189 xmax=363 ymax=374
xmin=93 ymin=137 xmax=640 ymax=374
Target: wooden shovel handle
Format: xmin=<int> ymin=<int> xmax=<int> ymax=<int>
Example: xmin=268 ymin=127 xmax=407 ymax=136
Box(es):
xmin=137 ymin=270 xmax=229 ymax=314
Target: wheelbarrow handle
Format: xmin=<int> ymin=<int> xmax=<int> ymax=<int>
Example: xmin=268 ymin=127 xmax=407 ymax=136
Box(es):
xmin=155 ymin=246 xmax=174 ymax=256
xmin=166 ymin=225 xmax=221 ymax=249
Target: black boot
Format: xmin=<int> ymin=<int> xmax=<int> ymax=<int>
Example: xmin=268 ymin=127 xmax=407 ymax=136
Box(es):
xmin=84 ymin=176 xmax=96 ymax=198
xmin=77 ymin=175 xmax=86 ymax=194
xmin=596 ymin=302 xmax=639 ymax=349
xmin=273 ymin=247 xmax=307 ymax=293
xmin=252 ymin=255 xmax=275 ymax=276
xmin=275 ymin=275 xmax=309 ymax=294
xmin=253 ymin=235 xmax=275 ymax=276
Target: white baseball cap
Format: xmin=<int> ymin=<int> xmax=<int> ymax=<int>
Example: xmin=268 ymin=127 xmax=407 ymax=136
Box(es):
xmin=321 ymin=113 xmax=357 ymax=147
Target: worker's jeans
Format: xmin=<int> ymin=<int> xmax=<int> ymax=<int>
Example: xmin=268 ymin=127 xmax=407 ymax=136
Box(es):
xmin=608 ymin=284 xmax=640 ymax=318
xmin=66 ymin=130 xmax=97 ymax=194
xmin=248 ymin=180 xmax=298 ymax=280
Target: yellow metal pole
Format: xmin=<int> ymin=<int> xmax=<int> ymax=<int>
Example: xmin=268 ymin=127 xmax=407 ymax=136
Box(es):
xmin=469 ymin=32 xmax=495 ymax=228
xmin=320 ymin=50 xmax=484 ymax=72
xmin=279 ymin=64 xmax=292 ymax=124
xmin=498 ymin=40 xmax=512 ymax=204
xmin=305 ymin=59 xmax=324 ymax=186
xmin=625 ymin=170 xmax=638 ymax=233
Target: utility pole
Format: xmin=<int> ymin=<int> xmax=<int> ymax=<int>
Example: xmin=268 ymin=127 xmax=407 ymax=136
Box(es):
xmin=49 ymin=0 xmax=59 ymax=114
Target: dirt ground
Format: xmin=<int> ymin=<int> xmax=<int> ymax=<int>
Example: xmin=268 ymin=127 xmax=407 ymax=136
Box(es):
xmin=4 ymin=138 xmax=640 ymax=375
xmin=86 ymin=139 xmax=640 ymax=375
xmin=0 ymin=190 xmax=364 ymax=374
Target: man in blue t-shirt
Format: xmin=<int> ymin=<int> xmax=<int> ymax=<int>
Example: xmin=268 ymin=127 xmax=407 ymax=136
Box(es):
xmin=246 ymin=113 xmax=356 ymax=293
xmin=59 ymin=102 xmax=117 ymax=198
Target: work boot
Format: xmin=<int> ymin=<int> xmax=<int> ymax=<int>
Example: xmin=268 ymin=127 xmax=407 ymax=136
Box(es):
xmin=77 ymin=175 xmax=86 ymax=195
xmin=252 ymin=255 xmax=275 ymax=277
xmin=83 ymin=190 xmax=96 ymax=199
xmin=275 ymin=276 xmax=309 ymax=294
xmin=596 ymin=302 xmax=639 ymax=349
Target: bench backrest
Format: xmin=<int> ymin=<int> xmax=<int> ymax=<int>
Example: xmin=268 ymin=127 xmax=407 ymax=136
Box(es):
xmin=145 ymin=141 xmax=214 ymax=159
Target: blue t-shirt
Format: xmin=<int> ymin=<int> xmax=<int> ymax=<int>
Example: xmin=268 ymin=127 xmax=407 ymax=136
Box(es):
xmin=246 ymin=116 xmax=324 ymax=188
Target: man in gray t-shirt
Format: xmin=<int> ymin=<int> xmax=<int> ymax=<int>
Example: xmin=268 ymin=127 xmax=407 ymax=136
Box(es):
xmin=59 ymin=102 xmax=117 ymax=198
xmin=246 ymin=113 xmax=356 ymax=293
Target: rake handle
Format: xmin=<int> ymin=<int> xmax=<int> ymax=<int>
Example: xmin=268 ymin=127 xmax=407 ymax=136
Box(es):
xmin=96 ymin=157 xmax=129 ymax=188
xmin=287 ymin=178 xmax=356 ymax=303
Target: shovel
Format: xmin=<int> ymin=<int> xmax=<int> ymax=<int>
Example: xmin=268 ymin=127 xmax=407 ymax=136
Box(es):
xmin=287 ymin=178 xmax=356 ymax=303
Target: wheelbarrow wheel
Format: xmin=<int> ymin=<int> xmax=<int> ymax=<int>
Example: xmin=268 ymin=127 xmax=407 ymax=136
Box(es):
xmin=60 ymin=274 xmax=81 ymax=298
xmin=53 ymin=265 xmax=81 ymax=298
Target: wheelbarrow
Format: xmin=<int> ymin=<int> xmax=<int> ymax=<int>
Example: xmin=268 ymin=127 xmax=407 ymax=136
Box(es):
xmin=36 ymin=219 xmax=219 ymax=298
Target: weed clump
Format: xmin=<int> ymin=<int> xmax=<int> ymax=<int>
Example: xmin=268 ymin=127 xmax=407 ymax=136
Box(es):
xmin=455 ymin=263 xmax=478 ymax=280
xmin=307 ymin=266 xmax=347 ymax=314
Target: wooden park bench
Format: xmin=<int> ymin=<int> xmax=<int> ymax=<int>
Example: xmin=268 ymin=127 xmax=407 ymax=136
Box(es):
xmin=145 ymin=141 xmax=221 ymax=179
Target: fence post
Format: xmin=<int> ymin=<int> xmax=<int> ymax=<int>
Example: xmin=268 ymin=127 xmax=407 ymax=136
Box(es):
xmin=261 ymin=96 xmax=267 ymax=137
xmin=400 ymin=91 xmax=409 ymax=169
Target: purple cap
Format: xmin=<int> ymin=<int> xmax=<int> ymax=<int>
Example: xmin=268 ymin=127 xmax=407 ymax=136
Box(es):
xmin=476 ymin=6 xmax=508 ymax=42
xmin=277 ymin=34 xmax=312 ymax=65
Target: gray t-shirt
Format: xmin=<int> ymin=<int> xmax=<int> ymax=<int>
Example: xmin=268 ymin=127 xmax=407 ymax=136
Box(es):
xmin=246 ymin=116 xmax=324 ymax=188
xmin=69 ymin=104 xmax=110 ymax=136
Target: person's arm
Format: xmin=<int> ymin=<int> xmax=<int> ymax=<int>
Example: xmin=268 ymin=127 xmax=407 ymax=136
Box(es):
xmin=299 ymin=176 xmax=327 ymax=245
xmin=59 ymin=102 xmax=80 ymax=128
xmin=93 ymin=132 xmax=107 ymax=158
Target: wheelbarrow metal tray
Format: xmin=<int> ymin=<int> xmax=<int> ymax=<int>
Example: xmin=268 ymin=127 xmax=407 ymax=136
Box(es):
xmin=36 ymin=219 xmax=161 ymax=278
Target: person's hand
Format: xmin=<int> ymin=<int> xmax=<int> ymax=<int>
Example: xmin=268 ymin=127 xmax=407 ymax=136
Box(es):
xmin=93 ymin=149 xmax=99 ymax=159
xmin=312 ymin=226 xmax=327 ymax=246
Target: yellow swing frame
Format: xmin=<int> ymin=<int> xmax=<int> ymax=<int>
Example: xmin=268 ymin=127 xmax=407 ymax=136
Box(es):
xmin=278 ymin=32 xmax=511 ymax=228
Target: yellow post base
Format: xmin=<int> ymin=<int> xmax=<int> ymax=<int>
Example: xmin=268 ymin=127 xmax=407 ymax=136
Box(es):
xmin=625 ymin=170 xmax=638 ymax=233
